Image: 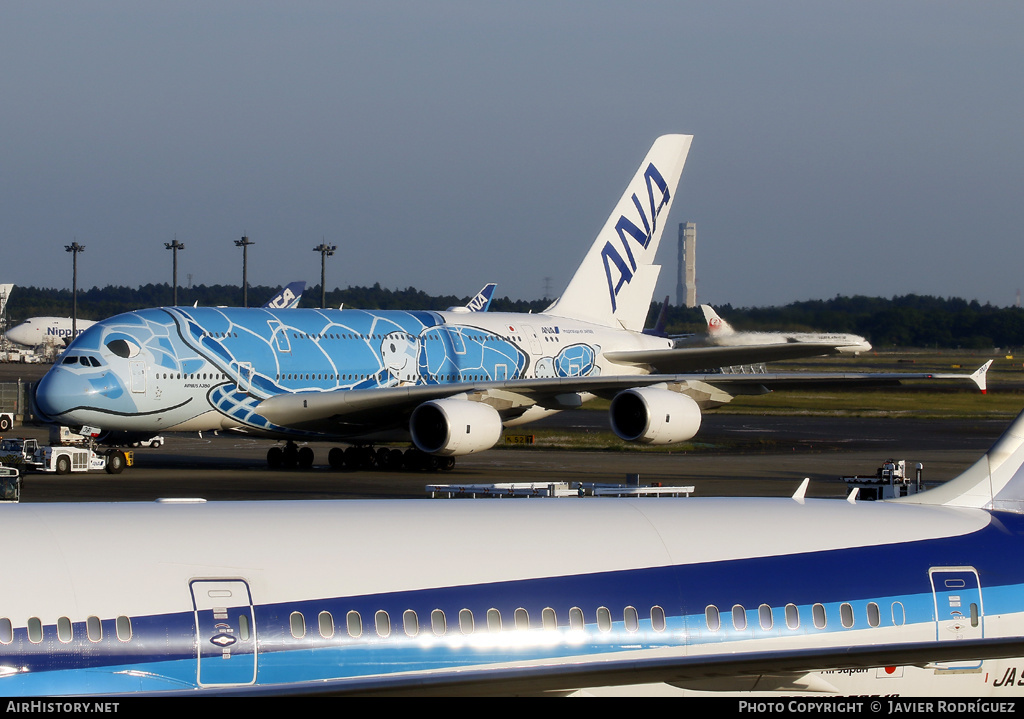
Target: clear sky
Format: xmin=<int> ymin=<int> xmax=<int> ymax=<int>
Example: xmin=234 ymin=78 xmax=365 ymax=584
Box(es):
xmin=2 ymin=1 xmax=1022 ymax=308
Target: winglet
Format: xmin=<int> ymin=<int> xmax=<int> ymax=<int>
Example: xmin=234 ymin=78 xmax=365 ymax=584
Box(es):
xmin=792 ymin=477 xmax=810 ymax=502
xmin=973 ymin=360 xmax=993 ymax=394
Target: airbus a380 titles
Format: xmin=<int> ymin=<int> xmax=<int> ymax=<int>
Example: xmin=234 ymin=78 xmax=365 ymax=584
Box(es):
xmin=6 ymin=406 xmax=1024 ymax=695
xmin=33 ymin=135 xmax=987 ymax=469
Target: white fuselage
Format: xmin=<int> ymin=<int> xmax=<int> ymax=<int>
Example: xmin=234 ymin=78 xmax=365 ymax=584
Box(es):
xmin=5 ymin=316 xmax=96 ymax=348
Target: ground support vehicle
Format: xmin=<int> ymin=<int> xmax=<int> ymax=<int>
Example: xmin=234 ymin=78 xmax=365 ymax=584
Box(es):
xmin=31 ymin=446 xmax=131 ymax=475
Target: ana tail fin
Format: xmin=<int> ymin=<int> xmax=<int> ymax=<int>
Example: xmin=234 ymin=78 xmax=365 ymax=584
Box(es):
xmin=263 ymin=281 xmax=306 ymax=309
xmin=899 ymin=407 xmax=1024 ymax=512
xmin=467 ymin=283 xmax=497 ymax=312
xmin=546 ymin=134 xmax=692 ymax=331
xmin=701 ymin=305 xmax=733 ymax=334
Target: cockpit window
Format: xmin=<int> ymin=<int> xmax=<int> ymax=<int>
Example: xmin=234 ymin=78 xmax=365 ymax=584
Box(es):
xmin=62 ymin=355 xmax=103 ymax=367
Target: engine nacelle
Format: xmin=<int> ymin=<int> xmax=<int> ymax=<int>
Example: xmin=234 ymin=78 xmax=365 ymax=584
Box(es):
xmin=410 ymin=399 xmax=503 ymax=456
xmin=609 ymin=388 xmax=702 ymax=445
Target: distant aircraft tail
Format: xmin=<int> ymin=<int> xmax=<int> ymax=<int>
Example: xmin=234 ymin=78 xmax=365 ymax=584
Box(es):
xmin=643 ymin=296 xmax=671 ymax=338
xmin=466 ymin=283 xmax=496 ymax=312
xmin=263 ymin=281 xmax=306 ymax=309
xmin=545 ymin=135 xmax=692 ymax=331
xmin=701 ymin=305 xmax=734 ymax=335
xmin=898 ymin=404 xmax=1024 ymax=513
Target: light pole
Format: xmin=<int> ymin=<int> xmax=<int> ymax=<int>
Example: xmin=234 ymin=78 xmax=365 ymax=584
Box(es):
xmin=164 ymin=238 xmax=185 ymax=306
xmin=313 ymin=242 xmax=337 ymax=309
xmin=234 ymin=235 xmax=255 ymax=307
xmin=64 ymin=242 xmax=85 ymax=339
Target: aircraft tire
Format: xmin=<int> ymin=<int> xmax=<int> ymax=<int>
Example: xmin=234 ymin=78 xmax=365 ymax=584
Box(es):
xmin=267 ymin=446 xmax=283 ymax=469
xmin=344 ymin=446 xmax=360 ymax=469
xmin=328 ymin=447 xmax=345 ymax=470
xmin=0 ymin=415 xmax=12 ymax=432
xmin=389 ymin=448 xmax=404 ymax=470
xmin=403 ymin=448 xmax=421 ymax=471
xmin=297 ymin=446 xmax=314 ymax=469
xmin=105 ymin=451 xmax=126 ymax=475
xmin=282 ymin=444 xmax=299 ymax=468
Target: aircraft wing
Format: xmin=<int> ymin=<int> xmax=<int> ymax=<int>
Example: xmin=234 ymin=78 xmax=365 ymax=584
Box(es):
xmin=255 ymin=362 xmax=991 ymax=432
xmin=604 ymin=342 xmax=843 ymax=373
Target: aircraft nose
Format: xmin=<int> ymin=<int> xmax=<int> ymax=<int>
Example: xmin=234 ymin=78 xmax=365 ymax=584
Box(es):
xmin=35 ymin=366 xmax=122 ymax=421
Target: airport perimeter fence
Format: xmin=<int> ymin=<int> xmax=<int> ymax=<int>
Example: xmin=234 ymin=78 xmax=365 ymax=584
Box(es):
xmin=0 ymin=381 xmax=36 ymax=420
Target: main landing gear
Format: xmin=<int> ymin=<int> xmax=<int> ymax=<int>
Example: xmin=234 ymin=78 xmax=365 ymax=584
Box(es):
xmin=266 ymin=442 xmax=455 ymax=472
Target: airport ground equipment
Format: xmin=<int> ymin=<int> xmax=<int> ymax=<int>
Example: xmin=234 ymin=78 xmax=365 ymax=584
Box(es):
xmin=426 ymin=477 xmax=695 ymax=498
xmin=0 ymin=465 xmax=19 ymax=502
xmin=0 ymin=437 xmax=39 ymax=466
xmin=31 ymin=445 xmax=131 ymax=475
xmin=842 ymin=459 xmax=924 ymax=501
xmin=49 ymin=424 xmax=88 ymax=445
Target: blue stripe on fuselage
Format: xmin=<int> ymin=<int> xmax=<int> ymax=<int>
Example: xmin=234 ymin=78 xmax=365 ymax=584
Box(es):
xmin=4 ymin=512 xmax=1022 ymax=693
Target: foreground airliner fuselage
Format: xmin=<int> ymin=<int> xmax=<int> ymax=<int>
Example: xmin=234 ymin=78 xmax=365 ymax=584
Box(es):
xmin=6 ymin=407 xmax=1024 ymax=696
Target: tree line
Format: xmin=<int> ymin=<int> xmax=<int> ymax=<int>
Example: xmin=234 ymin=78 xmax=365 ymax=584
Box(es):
xmin=5 ymin=284 xmax=1023 ymax=350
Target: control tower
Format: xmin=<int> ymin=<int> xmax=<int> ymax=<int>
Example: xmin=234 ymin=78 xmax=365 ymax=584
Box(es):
xmin=676 ymin=222 xmax=696 ymax=307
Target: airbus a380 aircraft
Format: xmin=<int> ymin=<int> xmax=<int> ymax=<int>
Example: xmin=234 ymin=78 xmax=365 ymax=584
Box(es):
xmin=5 ymin=408 xmax=1024 ymax=695
xmin=33 ymin=135 xmax=985 ymax=469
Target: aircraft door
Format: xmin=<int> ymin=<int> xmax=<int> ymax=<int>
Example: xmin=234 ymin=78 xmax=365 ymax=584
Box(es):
xmin=190 ymin=579 xmax=257 ymax=687
xmin=929 ymin=567 xmax=983 ymax=642
xmin=232 ymin=362 xmax=254 ymax=394
xmin=269 ymin=320 xmax=291 ymax=353
xmin=129 ymin=361 xmax=146 ymax=394
xmin=520 ymin=325 xmax=543 ymax=355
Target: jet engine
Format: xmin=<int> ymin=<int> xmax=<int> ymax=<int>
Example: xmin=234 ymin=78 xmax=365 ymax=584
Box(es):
xmin=410 ymin=399 xmax=504 ymax=456
xmin=609 ymin=387 xmax=702 ymax=445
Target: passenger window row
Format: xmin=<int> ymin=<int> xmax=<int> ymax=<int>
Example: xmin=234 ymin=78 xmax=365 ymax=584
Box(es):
xmin=289 ymin=605 xmax=670 ymax=639
xmin=0 ymin=616 xmax=132 ymax=645
xmin=704 ymin=600 xmax=893 ymax=632
xmin=158 ymin=373 xmax=227 ymax=380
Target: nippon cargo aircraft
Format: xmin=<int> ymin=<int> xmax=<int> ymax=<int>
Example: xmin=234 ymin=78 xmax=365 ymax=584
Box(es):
xmin=5 ymin=316 xmax=97 ymax=348
xmin=6 ymin=410 xmax=1024 ymax=695
xmin=696 ymin=305 xmax=872 ymax=355
xmin=33 ymin=135 xmax=985 ymax=469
